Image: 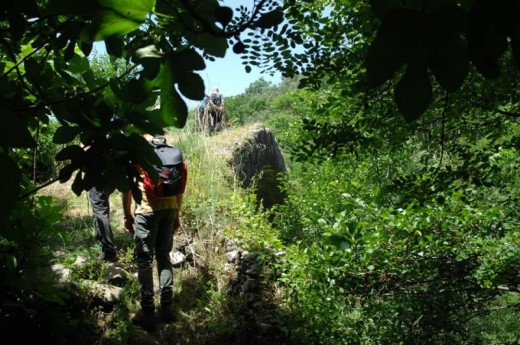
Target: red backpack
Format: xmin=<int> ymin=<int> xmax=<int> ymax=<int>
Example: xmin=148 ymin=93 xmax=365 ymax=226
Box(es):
xmin=142 ymin=142 xmax=187 ymax=198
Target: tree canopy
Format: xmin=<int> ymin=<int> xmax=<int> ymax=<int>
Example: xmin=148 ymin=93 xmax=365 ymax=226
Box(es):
xmin=271 ymin=0 xmax=520 ymax=120
xmin=0 ymin=0 xmax=288 ymax=219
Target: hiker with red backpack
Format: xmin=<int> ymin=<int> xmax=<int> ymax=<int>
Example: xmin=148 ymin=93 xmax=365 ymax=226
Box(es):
xmin=122 ymin=134 xmax=188 ymax=331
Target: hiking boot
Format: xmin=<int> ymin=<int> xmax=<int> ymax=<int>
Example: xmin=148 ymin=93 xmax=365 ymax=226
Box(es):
xmin=160 ymin=306 xmax=175 ymax=323
xmin=97 ymin=252 xmax=119 ymax=263
xmin=131 ymin=309 xmax=156 ymax=332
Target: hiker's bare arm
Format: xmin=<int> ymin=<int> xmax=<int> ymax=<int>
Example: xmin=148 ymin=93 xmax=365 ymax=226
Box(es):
xmin=122 ymin=191 xmax=133 ymax=216
xmin=122 ymin=191 xmax=134 ymax=234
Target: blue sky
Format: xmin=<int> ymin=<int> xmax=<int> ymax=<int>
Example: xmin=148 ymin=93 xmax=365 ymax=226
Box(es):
xmin=200 ymin=49 xmax=282 ymax=98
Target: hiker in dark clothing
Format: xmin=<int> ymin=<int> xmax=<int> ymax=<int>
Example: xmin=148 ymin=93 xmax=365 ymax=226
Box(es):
xmin=84 ymin=115 xmax=124 ymax=263
xmin=208 ymin=87 xmax=225 ymax=133
xmin=83 ymin=133 xmax=119 ymax=263
xmin=123 ymin=134 xmax=187 ymax=332
xmin=89 ymin=185 xmax=118 ymax=262
xmin=197 ymin=93 xmax=210 ymax=132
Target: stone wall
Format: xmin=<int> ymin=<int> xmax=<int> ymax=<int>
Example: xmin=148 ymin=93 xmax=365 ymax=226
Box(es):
xmin=229 ymin=125 xmax=287 ymax=189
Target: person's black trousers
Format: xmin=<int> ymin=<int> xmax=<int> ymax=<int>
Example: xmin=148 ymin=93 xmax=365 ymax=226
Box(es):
xmin=89 ymin=186 xmax=118 ymax=259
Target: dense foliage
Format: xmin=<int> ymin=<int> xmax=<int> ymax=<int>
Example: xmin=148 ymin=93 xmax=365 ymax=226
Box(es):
xmin=224 ymin=76 xmax=302 ymax=127
xmin=228 ymin=73 xmax=520 ymax=344
xmin=195 ymin=65 xmax=520 ymax=344
xmin=1 ymin=0 xmax=520 ymax=344
xmin=274 ymin=0 xmax=520 ymax=120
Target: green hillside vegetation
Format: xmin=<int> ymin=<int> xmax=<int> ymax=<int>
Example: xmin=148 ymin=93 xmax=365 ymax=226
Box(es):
xmin=227 ymin=77 xmax=520 ymax=345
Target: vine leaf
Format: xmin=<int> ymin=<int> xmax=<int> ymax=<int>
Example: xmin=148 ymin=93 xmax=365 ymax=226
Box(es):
xmin=395 ymin=65 xmax=432 ymax=121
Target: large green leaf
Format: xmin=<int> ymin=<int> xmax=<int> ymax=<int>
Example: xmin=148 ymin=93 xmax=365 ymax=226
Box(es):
xmin=143 ymin=58 xmax=188 ymax=128
xmin=98 ymin=0 xmax=155 ymax=22
xmin=71 ymin=169 xmax=84 ymax=196
xmin=0 ymin=106 xmax=35 ymax=148
xmin=0 ymin=153 xmax=21 ymax=218
xmin=175 ymin=49 xmax=205 ymax=71
xmin=126 ymin=79 xmax=152 ymax=104
xmin=158 ymin=60 xmax=188 ymax=128
xmin=133 ymin=44 xmax=163 ymax=62
xmin=366 ymin=10 xmax=409 ymax=87
xmin=80 ymin=40 xmax=93 ymax=56
xmin=134 ymin=45 xmax=162 ymax=79
xmin=68 ymin=53 xmax=90 ymax=74
xmin=193 ymin=1 xmax=219 ymax=19
xmin=369 ymin=0 xmax=402 ymax=19
xmin=104 ymin=37 xmax=124 ymax=58
xmin=429 ymin=36 xmax=469 ymax=93
xmin=81 ymin=0 xmax=156 ymax=41
xmin=58 ymin=164 xmax=76 ymax=183
xmin=178 ymin=72 xmax=205 ymax=101
xmin=82 ymin=69 xmax=99 ymax=90
xmin=105 ymin=162 xmax=130 ymax=192
xmin=395 ymin=65 xmax=432 ymax=120
xmin=55 ymin=145 xmax=85 ymax=161
xmin=53 ymin=125 xmax=81 ymax=144
xmin=45 ymin=0 xmax=93 ymax=15
xmin=126 ymin=110 xmax=165 ymax=134
xmin=7 ymin=10 xmax=27 ymax=41
xmin=233 ymin=41 xmax=246 ymax=54
xmin=215 ymin=6 xmax=233 ymax=27
xmin=24 ymin=57 xmax=44 ymax=85
xmin=198 ymin=33 xmax=227 ymax=58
